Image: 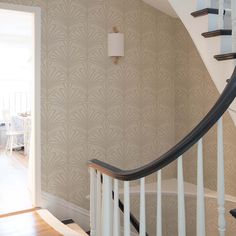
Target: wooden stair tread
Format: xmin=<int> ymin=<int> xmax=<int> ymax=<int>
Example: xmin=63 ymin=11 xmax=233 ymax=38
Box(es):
xmin=214 ymin=52 xmax=236 ymax=61
xmin=191 ymin=8 xmax=220 ymax=17
xmin=202 ymin=29 xmax=232 ymax=38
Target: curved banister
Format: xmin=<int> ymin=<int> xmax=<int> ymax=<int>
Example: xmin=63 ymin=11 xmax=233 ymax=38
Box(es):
xmin=230 ymin=209 xmax=236 ymax=219
xmin=88 ymin=67 xmax=236 ymax=181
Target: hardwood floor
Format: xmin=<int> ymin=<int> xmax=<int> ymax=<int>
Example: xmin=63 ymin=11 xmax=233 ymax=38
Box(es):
xmin=0 ymin=149 xmax=32 ymax=215
xmin=0 ymin=150 xmax=87 ymax=236
xmin=0 ymin=209 xmax=62 ymax=236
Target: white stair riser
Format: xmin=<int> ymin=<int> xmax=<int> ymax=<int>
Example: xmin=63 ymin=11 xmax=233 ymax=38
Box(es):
xmin=209 ymin=15 xmax=221 ymax=31
xmin=194 ymin=15 xmax=219 ymax=34
xmin=206 ymin=35 xmax=232 ymax=54
xmin=220 ymin=35 xmax=232 ymax=53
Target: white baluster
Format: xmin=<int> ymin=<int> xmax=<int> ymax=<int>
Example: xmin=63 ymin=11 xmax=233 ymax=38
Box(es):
xmin=157 ymin=170 xmax=162 ymax=236
xmin=218 ymin=0 xmax=224 ymax=29
xmin=231 ymin=0 xmax=236 ymax=51
xmin=124 ymin=181 xmax=130 ymax=236
xmin=178 ymin=156 xmax=186 ymax=236
xmin=197 ymin=139 xmax=206 ymax=236
xmin=113 ymin=179 xmax=120 ymax=236
xmin=90 ymin=168 xmax=97 ymax=236
xmin=140 ymin=178 xmax=146 ymax=236
xmin=96 ymin=172 xmax=102 ymax=236
xmin=217 ymin=117 xmax=226 ymax=236
xmin=102 ymin=174 xmax=113 ymax=236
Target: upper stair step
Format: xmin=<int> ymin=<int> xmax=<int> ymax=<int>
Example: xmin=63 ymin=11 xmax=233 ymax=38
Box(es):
xmin=214 ymin=52 xmax=236 ymax=61
xmin=202 ymin=29 xmax=232 ymax=38
xmin=191 ymin=8 xmax=221 ymax=17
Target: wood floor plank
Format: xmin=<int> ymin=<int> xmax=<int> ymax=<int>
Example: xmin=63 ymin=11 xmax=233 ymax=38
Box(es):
xmin=0 ymin=150 xmax=32 ymax=216
xmin=0 ymin=207 xmax=40 ymax=218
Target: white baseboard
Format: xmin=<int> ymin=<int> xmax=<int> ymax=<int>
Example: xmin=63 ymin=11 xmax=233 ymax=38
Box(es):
xmin=41 ymin=191 xmax=90 ymax=232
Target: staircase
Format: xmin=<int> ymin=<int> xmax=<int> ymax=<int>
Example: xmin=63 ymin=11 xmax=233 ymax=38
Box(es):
xmin=169 ymin=0 xmax=236 ymax=126
xmin=87 ymin=0 xmax=236 ymax=235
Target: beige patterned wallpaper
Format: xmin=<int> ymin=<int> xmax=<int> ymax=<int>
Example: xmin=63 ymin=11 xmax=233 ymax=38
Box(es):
xmin=1 ymin=0 xmax=236 ymax=218
xmin=0 ymin=0 xmax=177 ymax=208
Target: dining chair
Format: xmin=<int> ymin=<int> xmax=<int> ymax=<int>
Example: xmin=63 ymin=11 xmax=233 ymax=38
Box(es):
xmin=2 ymin=110 xmax=24 ymax=156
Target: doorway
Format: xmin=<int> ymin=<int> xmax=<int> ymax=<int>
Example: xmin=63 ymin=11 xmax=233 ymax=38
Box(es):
xmin=0 ymin=3 xmax=41 ymax=215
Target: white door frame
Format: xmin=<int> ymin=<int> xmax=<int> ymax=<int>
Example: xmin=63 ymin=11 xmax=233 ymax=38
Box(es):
xmin=0 ymin=3 xmax=41 ymax=207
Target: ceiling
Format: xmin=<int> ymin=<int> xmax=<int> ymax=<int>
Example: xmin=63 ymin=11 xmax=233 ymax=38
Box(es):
xmin=143 ymin=0 xmax=178 ymax=18
xmin=0 ymin=9 xmax=33 ymax=37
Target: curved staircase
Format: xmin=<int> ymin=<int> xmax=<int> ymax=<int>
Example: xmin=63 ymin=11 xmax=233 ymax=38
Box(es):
xmin=87 ymin=1 xmax=236 ymax=235
xmin=88 ymin=67 xmax=236 ymax=235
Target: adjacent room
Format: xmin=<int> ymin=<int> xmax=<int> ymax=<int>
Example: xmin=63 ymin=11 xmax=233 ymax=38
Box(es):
xmin=0 ymin=8 xmax=34 ymax=214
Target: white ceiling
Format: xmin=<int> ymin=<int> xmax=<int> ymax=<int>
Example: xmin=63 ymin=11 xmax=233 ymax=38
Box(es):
xmin=0 ymin=9 xmax=33 ymax=37
xmin=143 ymin=0 xmax=178 ymax=18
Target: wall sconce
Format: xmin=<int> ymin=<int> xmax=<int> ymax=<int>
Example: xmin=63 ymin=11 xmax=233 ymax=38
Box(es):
xmin=108 ymin=27 xmax=124 ymax=64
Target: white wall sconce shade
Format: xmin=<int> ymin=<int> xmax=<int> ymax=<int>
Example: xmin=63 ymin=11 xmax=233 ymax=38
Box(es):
xmin=108 ymin=33 xmax=124 ymax=57
xmin=108 ymin=31 xmax=124 ymax=64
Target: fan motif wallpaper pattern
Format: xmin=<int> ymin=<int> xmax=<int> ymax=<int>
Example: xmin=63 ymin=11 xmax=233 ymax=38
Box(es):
xmin=1 ymin=1 xmax=236 ymax=231
xmin=0 ymin=0 xmax=176 ymax=208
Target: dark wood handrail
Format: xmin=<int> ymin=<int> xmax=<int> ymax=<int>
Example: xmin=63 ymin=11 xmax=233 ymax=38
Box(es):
xmin=88 ymin=67 xmax=236 ymax=181
xmin=230 ymin=209 xmax=236 ymax=219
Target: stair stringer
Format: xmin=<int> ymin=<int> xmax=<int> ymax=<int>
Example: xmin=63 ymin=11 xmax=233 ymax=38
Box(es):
xmin=168 ymin=0 xmax=236 ymax=125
